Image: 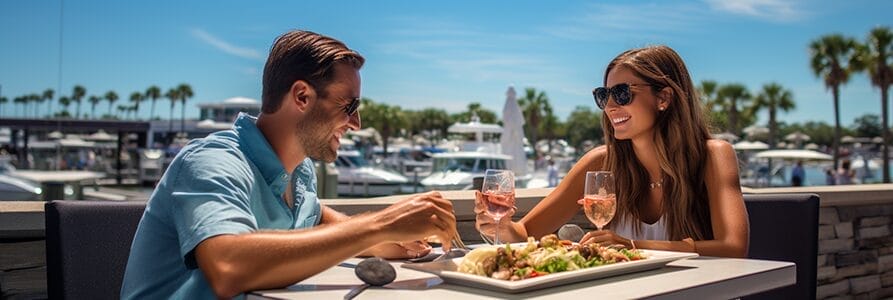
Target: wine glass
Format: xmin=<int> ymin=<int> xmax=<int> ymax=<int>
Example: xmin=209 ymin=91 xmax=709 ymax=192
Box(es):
xmin=582 ymin=171 xmax=616 ymax=231
xmin=481 ymin=169 xmax=515 ymax=245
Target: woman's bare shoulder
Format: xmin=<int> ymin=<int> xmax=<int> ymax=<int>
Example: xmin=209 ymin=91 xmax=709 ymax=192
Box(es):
xmin=705 ymin=139 xmax=739 ymax=170
xmin=579 ymin=145 xmax=608 ymax=167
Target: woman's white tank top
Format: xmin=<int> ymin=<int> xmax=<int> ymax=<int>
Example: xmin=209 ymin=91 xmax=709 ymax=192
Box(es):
xmin=612 ymin=216 xmax=669 ymax=241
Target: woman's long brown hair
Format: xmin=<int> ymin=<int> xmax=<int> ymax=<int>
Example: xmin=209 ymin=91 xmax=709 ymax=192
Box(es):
xmin=601 ymin=45 xmax=713 ymax=241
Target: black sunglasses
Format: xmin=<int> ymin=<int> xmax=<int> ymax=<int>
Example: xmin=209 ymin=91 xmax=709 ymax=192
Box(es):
xmin=342 ymin=97 xmax=360 ymax=117
xmin=592 ymin=83 xmax=652 ymax=110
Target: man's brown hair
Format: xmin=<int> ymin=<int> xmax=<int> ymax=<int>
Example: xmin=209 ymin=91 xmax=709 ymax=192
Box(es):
xmin=261 ymin=30 xmax=365 ymax=114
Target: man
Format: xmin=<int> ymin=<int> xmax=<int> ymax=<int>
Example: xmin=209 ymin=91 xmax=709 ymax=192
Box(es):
xmin=791 ymin=160 xmax=805 ymax=186
xmin=121 ymin=30 xmax=456 ymax=299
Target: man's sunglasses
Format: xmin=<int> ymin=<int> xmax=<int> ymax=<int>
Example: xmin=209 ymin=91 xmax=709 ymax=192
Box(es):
xmin=342 ymin=97 xmax=360 ymax=116
xmin=592 ymin=83 xmax=652 ymax=110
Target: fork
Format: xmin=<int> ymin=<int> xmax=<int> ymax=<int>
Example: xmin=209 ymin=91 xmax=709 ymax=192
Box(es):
xmin=432 ymin=230 xmax=470 ymax=262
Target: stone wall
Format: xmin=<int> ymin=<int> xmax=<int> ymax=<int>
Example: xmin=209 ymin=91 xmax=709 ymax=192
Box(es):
xmin=816 ymin=204 xmax=893 ymax=299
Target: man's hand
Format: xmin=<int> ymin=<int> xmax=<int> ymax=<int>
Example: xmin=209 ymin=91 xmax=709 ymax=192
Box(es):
xmin=473 ymin=190 xmax=516 ymax=241
xmin=375 ymin=191 xmax=456 ymax=251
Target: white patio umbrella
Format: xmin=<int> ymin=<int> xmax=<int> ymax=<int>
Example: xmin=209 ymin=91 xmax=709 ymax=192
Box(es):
xmin=733 ymin=141 xmax=769 ymax=151
xmin=742 ymin=125 xmax=769 ymax=137
xmin=804 ymin=143 xmax=819 ymax=150
xmin=500 ymin=86 xmax=528 ymax=176
xmin=784 ymin=131 xmax=811 ymax=142
xmin=85 ymin=129 xmax=117 ymax=142
xmin=754 ymin=149 xmax=833 ymax=161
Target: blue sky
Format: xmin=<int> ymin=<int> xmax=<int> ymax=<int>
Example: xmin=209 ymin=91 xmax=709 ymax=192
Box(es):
xmin=1 ymin=0 xmax=891 ymax=128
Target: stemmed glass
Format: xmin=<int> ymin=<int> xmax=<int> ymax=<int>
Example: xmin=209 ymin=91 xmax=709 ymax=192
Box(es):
xmin=582 ymin=171 xmax=617 ymax=231
xmin=481 ymin=169 xmax=515 ymax=245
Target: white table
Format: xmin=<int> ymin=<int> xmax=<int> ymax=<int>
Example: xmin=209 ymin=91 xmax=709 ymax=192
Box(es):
xmin=249 ymin=256 xmax=795 ymax=299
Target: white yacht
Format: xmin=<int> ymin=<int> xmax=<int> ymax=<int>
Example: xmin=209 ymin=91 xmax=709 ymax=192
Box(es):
xmin=420 ymin=152 xmax=512 ymax=190
xmin=420 ymin=114 xmax=524 ymax=191
xmin=334 ymin=150 xmax=410 ymax=197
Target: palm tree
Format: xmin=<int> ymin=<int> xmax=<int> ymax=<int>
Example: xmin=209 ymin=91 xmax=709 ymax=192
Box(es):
xmin=117 ymin=105 xmax=128 ymax=119
xmin=72 ymin=85 xmax=86 ymax=119
xmin=810 ymin=34 xmax=859 ymax=169
xmin=165 ymin=88 xmax=180 ymax=136
xmin=129 ymin=92 xmax=144 ymax=120
xmin=14 ymin=96 xmax=26 ymax=117
xmin=29 ymin=94 xmax=42 ymax=118
xmin=716 ymin=83 xmax=752 ymax=136
xmin=145 ymin=85 xmax=161 ymax=120
xmin=104 ymin=91 xmax=119 ymax=119
xmin=852 ymin=26 xmax=893 ymax=183
xmin=88 ymin=95 xmax=102 ymax=119
xmin=750 ymin=83 xmax=796 ymax=148
xmin=176 ymin=84 xmax=194 ymax=133
xmin=58 ymin=96 xmax=71 ymax=117
xmin=0 ymin=96 xmax=7 ymax=117
xmin=516 ymin=87 xmax=550 ymax=147
xmin=42 ymin=89 xmax=54 ymax=118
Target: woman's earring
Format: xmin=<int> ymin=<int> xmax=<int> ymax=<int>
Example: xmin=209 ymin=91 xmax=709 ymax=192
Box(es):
xmin=659 ymin=106 xmax=665 ymax=111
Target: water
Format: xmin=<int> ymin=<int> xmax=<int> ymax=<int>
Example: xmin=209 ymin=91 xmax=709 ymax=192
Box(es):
xmin=748 ymin=162 xmax=893 ymax=187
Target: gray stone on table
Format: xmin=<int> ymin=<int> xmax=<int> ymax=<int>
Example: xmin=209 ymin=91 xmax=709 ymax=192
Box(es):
xmin=821 ymin=238 xmax=855 ymax=254
xmin=857 ymin=225 xmax=891 ymax=239
xmin=821 ymin=224 xmax=838 ymax=239
xmin=836 ymin=250 xmax=878 ymax=267
xmin=818 ymin=265 xmax=838 ymax=281
xmin=849 ymin=274 xmax=882 ymax=294
xmin=836 ymin=222 xmax=854 ymax=239
xmin=822 ymin=207 xmax=841 ymax=225
xmin=817 ymin=279 xmax=851 ymax=299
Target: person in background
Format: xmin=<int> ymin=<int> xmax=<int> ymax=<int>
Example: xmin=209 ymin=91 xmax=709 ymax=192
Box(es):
xmin=825 ymin=168 xmax=836 ymax=185
xmin=837 ymin=159 xmax=856 ymax=185
xmin=790 ymin=160 xmax=805 ymax=186
xmin=121 ymin=30 xmax=456 ymax=299
xmin=547 ymin=159 xmax=560 ymax=187
xmin=475 ymin=45 xmax=748 ymax=258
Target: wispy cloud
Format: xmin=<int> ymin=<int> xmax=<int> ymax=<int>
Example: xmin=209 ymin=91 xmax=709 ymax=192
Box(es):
xmin=541 ymin=3 xmax=707 ymax=41
xmin=703 ymin=0 xmax=808 ymax=22
xmin=189 ymin=28 xmax=263 ymax=61
xmin=377 ymin=22 xmax=567 ymax=83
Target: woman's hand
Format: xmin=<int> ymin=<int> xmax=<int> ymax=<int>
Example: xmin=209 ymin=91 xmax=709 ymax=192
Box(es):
xmin=580 ymin=230 xmax=634 ymax=249
xmin=474 ymin=190 xmax=515 ymax=241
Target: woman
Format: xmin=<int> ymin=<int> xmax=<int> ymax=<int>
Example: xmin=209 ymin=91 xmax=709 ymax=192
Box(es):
xmin=475 ymin=45 xmax=749 ymax=257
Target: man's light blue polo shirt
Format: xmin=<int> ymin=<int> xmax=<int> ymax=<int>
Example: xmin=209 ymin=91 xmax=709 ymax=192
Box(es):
xmin=121 ymin=113 xmax=322 ymax=299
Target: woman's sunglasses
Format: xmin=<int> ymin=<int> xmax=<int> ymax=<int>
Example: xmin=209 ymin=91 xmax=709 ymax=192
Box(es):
xmin=592 ymin=83 xmax=652 ymax=110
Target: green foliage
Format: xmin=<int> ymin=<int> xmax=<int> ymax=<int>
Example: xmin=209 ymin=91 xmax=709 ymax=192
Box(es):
xmin=851 ymin=114 xmax=882 ymax=138
xmin=450 ymin=102 xmax=498 ymax=124
xmin=565 ymin=106 xmax=603 ymax=149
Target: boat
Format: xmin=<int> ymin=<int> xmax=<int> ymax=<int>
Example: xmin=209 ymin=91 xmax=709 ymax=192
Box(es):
xmin=334 ymin=150 xmax=410 ymax=197
xmin=420 ymin=151 xmax=513 ymax=190
xmin=420 ymin=114 xmax=527 ymax=191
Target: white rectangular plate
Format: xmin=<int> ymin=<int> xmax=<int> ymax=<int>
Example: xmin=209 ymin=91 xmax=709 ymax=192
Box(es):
xmin=402 ymin=249 xmax=698 ymax=293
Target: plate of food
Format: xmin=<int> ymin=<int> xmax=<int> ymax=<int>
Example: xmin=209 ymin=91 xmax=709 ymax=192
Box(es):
xmin=401 ymin=234 xmax=698 ymax=293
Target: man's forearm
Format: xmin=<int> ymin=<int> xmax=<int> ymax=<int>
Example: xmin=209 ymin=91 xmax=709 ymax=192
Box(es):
xmin=196 ymin=213 xmax=384 ymax=297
